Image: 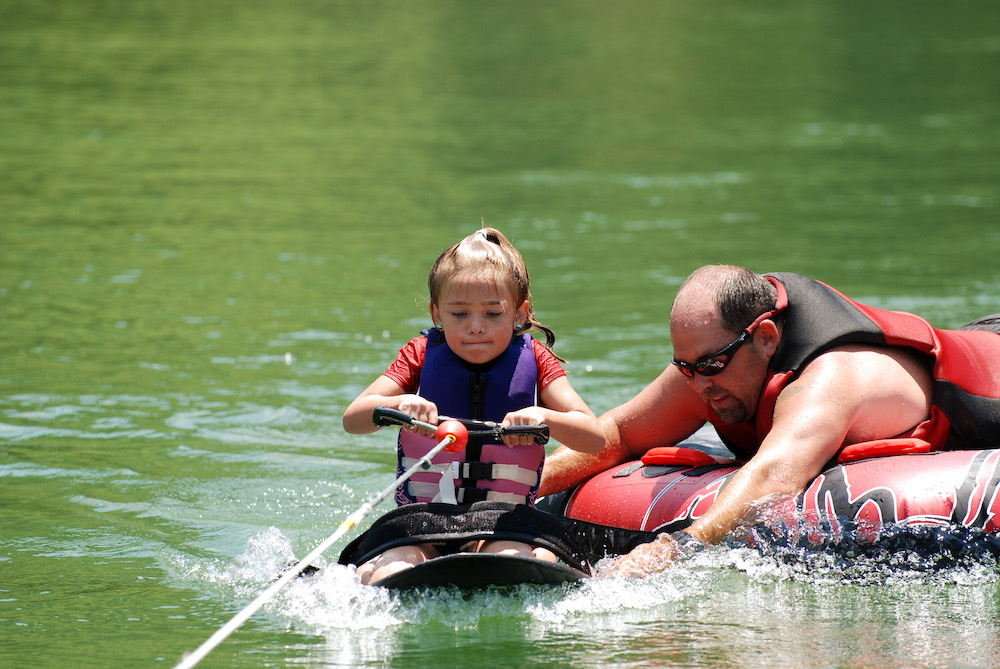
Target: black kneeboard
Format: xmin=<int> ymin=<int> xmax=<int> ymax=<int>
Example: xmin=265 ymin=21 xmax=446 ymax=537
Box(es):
xmin=371 ymin=553 xmax=591 ymax=589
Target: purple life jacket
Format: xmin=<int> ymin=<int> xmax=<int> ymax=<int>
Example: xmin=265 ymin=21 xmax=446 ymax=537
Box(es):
xmin=396 ymin=329 xmax=544 ymax=506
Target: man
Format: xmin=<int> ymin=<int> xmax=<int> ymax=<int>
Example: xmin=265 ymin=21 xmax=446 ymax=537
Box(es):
xmin=538 ymin=265 xmax=1000 ymax=577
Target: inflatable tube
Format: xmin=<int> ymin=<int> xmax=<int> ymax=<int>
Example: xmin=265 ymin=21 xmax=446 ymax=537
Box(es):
xmin=540 ymin=437 xmax=1000 ymax=560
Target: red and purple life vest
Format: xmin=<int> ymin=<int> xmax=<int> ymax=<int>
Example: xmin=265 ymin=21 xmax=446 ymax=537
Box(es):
xmin=396 ymin=329 xmax=545 ymax=506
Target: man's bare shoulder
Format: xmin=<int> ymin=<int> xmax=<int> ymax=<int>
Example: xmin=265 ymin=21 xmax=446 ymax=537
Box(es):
xmin=783 ymin=344 xmax=933 ymax=443
xmin=797 ymin=344 xmax=932 ymax=385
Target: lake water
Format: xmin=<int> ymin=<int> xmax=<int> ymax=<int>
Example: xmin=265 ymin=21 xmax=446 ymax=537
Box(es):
xmin=3 ymin=2 xmax=1000 ymax=667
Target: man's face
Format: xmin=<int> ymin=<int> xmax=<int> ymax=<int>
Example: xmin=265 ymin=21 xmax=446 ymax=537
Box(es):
xmin=670 ymin=313 xmax=770 ymax=425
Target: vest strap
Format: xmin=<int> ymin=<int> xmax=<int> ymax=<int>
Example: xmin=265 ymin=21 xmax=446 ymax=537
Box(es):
xmin=455 ymin=488 xmax=526 ymax=505
xmin=407 ymin=481 xmax=527 ymax=505
xmin=400 ymin=458 xmax=540 ymax=486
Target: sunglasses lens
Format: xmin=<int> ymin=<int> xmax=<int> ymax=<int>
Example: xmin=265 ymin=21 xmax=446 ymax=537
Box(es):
xmin=696 ymin=363 xmax=724 ymax=377
xmin=674 ymin=359 xmax=726 ymax=377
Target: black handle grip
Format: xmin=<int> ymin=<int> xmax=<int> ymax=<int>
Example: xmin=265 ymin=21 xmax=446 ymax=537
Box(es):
xmin=373 ymin=406 xmax=415 ymax=427
xmin=499 ymin=425 xmax=549 ymax=446
xmin=374 ymin=406 xmax=549 ymax=445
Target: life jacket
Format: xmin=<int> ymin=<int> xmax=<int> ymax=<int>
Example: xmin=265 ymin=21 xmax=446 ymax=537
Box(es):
xmin=711 ymin=273 xmax=1000 ymax=458
xmin=395 ymin=329 xmax=544 ymax=506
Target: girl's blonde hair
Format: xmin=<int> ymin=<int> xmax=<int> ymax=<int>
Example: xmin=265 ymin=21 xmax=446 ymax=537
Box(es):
xmin=428 ymin=227 xmax=559 ymax=352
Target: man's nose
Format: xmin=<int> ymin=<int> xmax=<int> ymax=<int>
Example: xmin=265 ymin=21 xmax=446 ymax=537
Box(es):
xmin=689 ymin=372 xmax=714 ymax=393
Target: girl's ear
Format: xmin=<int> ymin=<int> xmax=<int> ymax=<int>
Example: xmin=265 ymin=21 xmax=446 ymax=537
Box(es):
xmin=430 ymin=302 xmax=441 ymax=326
xmin=515 ymin=300 xmax=530 ymax=328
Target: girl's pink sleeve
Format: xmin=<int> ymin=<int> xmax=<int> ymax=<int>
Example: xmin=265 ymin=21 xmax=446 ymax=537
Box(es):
xmin=532 ymin=339 xmax=568 ymax=390
xmin=383 ymin=337 xmax=426 ymax=393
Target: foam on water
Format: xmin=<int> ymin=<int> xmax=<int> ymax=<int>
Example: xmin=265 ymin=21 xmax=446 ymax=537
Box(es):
xmin=168 ymin=527 xmax=707 ymax=632
xmin=162 ymin=516 xmax=1000 ymax=669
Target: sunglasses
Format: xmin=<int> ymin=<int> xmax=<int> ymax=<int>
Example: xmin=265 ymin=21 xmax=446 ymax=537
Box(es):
xmin=671 ymin=307 xmax=778 ymax=378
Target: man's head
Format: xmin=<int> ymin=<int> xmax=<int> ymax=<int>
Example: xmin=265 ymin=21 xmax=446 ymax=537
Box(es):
xmin=670 ymin=265 xmax=781 ymax=424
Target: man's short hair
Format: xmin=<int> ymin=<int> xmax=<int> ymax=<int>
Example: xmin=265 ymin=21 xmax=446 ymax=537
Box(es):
xmin=961 ymin=314 xmax=1000 ymax=334
xmin=717 ymin=267 xmax=779 ymax=334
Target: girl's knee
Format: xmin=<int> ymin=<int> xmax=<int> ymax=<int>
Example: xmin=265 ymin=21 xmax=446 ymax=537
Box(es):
xmin=478 ymin=540 xmax=556 ymax=562
xmin=359 ymin=544 xmax=437 ymax=585
xmin=531 ymin=546 xmax=558 ymax=563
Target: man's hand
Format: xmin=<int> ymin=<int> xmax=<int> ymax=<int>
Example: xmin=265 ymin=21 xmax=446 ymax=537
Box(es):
xmin=603 ymin=532 xmax=693 ymax=578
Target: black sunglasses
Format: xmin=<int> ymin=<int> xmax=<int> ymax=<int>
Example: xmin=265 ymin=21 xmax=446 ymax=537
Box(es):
xmin=671 ymin=307 xmax=778 ymax=378
xmin=672 ymin=329 xmax=753 ymax=378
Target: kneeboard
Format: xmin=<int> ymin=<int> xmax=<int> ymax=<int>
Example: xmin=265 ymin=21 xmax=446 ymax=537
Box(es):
xmin=372 ymin=553 xmax=591 ymax=589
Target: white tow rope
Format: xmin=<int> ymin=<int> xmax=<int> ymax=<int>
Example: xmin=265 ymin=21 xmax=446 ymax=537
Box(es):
xmin=172 ymin=418 xmax=468 ymax=669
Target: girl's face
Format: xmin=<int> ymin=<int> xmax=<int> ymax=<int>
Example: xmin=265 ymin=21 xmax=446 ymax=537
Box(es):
xmin=430 ymin=277 xmax=528 ymax=365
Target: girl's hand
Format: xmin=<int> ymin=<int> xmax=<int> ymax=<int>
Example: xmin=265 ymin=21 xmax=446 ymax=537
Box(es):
xmin=500 ymin=407 xmax=546 ymax=447
xmin=395 ymin=395 xmax=439 ymax=437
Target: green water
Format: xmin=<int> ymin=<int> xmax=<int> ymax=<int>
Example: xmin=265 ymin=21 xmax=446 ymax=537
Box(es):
xmin=3 ymin=1 xmax=1000 ymax=667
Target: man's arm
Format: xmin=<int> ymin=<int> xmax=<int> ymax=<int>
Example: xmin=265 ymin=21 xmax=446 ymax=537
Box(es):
xmin=608 ymin=346 xmax=933 ymax=575
xmin=538 ymin=366 xmax=709 ymax=496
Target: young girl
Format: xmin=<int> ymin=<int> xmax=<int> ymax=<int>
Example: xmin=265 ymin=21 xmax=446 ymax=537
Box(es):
xmin=341 ymin=227 xmax=604 ymax=584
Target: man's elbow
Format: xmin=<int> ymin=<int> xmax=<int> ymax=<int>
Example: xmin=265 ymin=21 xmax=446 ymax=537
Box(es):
xmin=577 ymin=431 xmax=607 ymax=454
xmin=746 ymin=454 xmax=817 ymax=498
